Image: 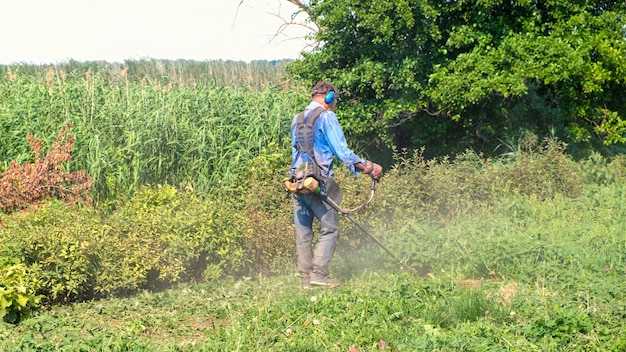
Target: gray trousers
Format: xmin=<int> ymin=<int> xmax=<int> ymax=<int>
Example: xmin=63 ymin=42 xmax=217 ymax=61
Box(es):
xmin=292 ymin=193 xmax=339 ymax=283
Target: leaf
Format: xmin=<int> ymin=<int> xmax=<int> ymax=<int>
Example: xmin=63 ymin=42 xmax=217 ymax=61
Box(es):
xmin=0 ymin=293 xmax=11 ymax=310
xmin=16 ymin=295 xmax=29 ymax=308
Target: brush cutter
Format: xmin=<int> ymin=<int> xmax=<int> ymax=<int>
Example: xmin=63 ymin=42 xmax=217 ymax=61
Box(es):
xmin=321 ymin=179 xmax=418 ymax=274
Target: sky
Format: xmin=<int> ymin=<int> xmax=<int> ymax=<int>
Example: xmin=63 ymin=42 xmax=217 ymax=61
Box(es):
xmin=0 ymin=0 xmax=315 ymax=65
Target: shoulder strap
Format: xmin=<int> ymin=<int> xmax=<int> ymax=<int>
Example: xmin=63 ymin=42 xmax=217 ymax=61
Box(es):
xmin=310 ymin=106 xmax=326 ymax=125
xmin=295 ymin=107 xmax=326 ymax=154
xmin=296 ymin=106 xmax=325 ymax=126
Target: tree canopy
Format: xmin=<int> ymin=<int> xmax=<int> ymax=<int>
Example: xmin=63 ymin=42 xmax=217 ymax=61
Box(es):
xmin=287 ymin=0 xmax=626 ymax=157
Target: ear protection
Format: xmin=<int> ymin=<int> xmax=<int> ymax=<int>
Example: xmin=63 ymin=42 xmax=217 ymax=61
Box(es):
xmin=325 ymin=91 xmax=336 ymax=104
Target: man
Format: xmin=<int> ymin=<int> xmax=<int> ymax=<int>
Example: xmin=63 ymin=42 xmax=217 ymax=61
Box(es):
xmin=289 ymin=81 xmax=383 ymax=289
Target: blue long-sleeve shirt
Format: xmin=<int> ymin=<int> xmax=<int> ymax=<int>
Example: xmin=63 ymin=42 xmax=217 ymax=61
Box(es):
xmin=290 ymin=101 xmax=366 ymax=178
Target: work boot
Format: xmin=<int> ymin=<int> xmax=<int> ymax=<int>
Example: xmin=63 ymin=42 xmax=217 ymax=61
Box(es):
xmin=310 ymin=278 xmax=340 ymax=288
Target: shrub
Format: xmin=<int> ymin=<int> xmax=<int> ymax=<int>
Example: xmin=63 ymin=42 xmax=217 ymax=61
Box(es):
xmin=223 ymin=142 xmax=296 ymax=276
xmin=323 ymin=139 xmax=598 ymax=281
xmin=89 ymin=185 xmax=247 ymax=296
xmin=0 ymin=122 xmax=93 ymax=214
xmin=579 ymin=152 xmax=626 ymax=185
xmin=499 ymin=138 xmax=583 ymax=199
xmin=356 ymin=137 xmax=583 ymax=228
xmin=3 ymin=201 xmax=101 ymax=303
xmin=0 ymin=264 xmax=41 ymax=324
xmin=0 ymin=187 xmax=248 ymax=304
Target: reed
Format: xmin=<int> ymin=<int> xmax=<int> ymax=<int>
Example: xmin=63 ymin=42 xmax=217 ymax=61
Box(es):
xmin=0 ymin=62 xmax=307 ymax=205
xmin=1 ymin=58 xmax=293 ymax=90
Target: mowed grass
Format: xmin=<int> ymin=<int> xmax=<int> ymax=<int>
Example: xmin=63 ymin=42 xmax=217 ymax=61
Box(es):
xmin=0 ymin=272 xmax=542 ymax=351
xmin=1 ymin=182 xmax=625 ymax=351
xmin=0 ymin=271 xmax=621 ymax=351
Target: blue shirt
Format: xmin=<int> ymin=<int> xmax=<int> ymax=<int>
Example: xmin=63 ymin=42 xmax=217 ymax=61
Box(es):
xmin=290 ymin=101 xmax=366 ymax=178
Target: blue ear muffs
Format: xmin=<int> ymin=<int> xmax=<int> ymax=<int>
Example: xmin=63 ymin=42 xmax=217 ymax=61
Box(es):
xmin=325 ymin=91 xmax=336 ymax=104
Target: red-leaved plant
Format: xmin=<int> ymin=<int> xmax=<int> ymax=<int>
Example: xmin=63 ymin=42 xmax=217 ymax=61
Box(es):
xmin=0 ymin=122 xmax=93 ymax=214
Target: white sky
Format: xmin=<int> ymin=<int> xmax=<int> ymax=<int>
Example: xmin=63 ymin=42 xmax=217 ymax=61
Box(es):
xmin=0 ymin=0 xmax=315 ymax=64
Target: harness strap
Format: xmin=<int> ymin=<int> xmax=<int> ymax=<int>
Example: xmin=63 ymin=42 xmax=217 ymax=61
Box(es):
xmin=294 ymin=107 xmax=325 ymax=155
xmin=291 ymin=107 xmax=326 ymax=191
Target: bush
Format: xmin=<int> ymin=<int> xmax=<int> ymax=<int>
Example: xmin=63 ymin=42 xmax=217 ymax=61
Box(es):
xmin=356 ymin=137 xmax=583 ymax=228
xmin=96 ymin=185 xmax=246 ymax=294
xmin=0 ymin=187 xmax=248 ymax=305
xmin=326 ymin=139 xmax=600 ymax=279
xmin=2 ymin=201 xmax=97 ymax=303
xmin=499 ymin=138 xmax=583 ymax=199
xmin=0 ymin=264 xmax=41 ymax=324
xmin=0 ymin=122 xmax=93 ymax=214
xmin=221 ymin=142 xmax=296 ymax=276
xmin=579 ymin=152 xmax=626 ymax=185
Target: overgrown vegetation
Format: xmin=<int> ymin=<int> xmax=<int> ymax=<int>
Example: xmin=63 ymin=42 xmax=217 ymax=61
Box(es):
xmin=0 ymin=63 xmax=305 ymax=206
xmin=1 ymin=60 xmax=625 ymax=349
xmin=2 ymin=59 xmax=293 ymax=90
xmin=0 ymin=220 xmax=626 ymax=351
xmin=2 ymin=129 xmax=625 ymax=350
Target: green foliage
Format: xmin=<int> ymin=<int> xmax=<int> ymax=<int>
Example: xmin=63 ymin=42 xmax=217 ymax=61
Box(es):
xmin=355 ymin=136 xmax=583 ymax=230
xmin=93 ymin=185 xmax=246 ymax=295
xmin=0 ymin=187 xmax=248 ymax=304
xmin=4 ymin=201 xmax=97 ymax=303
xmin=223 ymin=142 xmax=296 ymax=275
xmin=578 ymin=152 xmax=626 ymax=185
xmin=289 ymin=0 xmax=626 ymax=156
xmin=0 ymin=264 xmax=41 ymax=324
xmin=330 ymin=141 xmax=623 ymax=290
xmin=523 ymin=304 xmax=593 ymax=345
xmin=0 ymin=63 xmax=306 ymax=206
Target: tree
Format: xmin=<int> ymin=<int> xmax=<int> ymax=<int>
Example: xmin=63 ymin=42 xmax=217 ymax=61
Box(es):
xmin=286 ymin=0 xmax=626 ymax=157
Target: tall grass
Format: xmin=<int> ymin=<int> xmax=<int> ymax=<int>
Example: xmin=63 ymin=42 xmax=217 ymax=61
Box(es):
xmin=1 ymin=59 xmax=293 ymax=90
xmin=0 ymin=63 xmax=306 ymax=206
